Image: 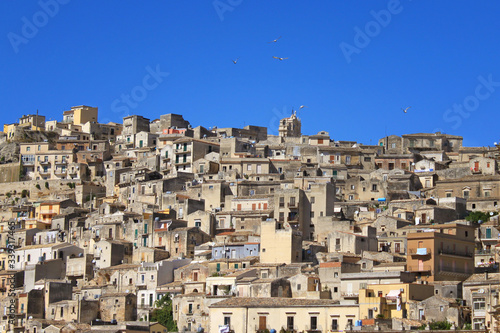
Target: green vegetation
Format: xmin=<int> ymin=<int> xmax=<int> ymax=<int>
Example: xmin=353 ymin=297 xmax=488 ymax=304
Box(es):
xmin=150 ymin=294 xmax=178 ymax=331
xmin=466 ymin=210 xmax=498 ymax=223
xmin=427 ymin=321 xmax=452 ymax=330
xmin=44 ymin=181 xmax=49 ymax=189
xmin=21 ymin=189 xmax=29 ymax=198
xmin=35 ymin=184 xmax=41 ymax=190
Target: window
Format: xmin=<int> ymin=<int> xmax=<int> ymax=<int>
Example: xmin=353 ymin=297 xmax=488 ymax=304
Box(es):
xmin=224 ymin=316 xmax=231 ymax=326
xmin=311 ymin=197 xmax=315 ymax=204
xmin=372 ymin=184 xmax=378 ymax=191
xmin=473 ymin=297 xmax=485 ymax=310
xmin=310 ymin=316 xmax=318 ymax=330
xmin=331 ymin=319 xmax=338 ymax=331
xmin=463 ymin=191 xmax=469 ymax=198
xmin=351 ymin=185 xmax=355 ymax=190
xmin=287 ymin=316 xmax=294 ymax=331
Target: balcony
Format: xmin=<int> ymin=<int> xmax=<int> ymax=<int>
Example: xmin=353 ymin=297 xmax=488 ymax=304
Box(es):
xmin=438 ymin=249 xmax=473 ymax=258
xmin=138 ymin=303 xmax=153 ymax=309
xmin=55 ymin=169 xmax=67 ymax=176
xmin=39 ymin=160 xmax=51 ymax=165
xmin=39 ymin=169 xmax=51 ymax=175
xmin=341 ymin=292 xmax=359 ymax=298
xmin=39 ymin=210 xmax=56 ymax=215
xmin=407 ymin=265 xmax=432 ymax=272
xmin=475 ymin=249 xmax=494 ymax=255
xmin=408 ymin=248 xmax=431 ymax=256
xmin=175 ymin=145 xmax=191 ymax=152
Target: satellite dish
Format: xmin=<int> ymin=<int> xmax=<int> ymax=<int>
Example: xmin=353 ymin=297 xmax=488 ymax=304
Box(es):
xmin=490 ymin=212 xmax=494 ymax=216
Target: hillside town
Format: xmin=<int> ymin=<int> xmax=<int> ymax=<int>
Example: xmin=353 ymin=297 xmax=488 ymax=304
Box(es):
xmin=0 ymin=106 xmax=499 ymax=333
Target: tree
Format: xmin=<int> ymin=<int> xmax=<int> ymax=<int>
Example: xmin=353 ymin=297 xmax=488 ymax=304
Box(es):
xmin=150 ymin=294 xmax=177 ymax=331
xmin=466 ymin=211 xmax=497 ymax=223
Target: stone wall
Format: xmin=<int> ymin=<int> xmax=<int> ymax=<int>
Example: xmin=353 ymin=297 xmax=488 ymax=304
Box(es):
xmin=0 ymin=162 xmax=20 ymax=183
xmin=0 ymin=179 xmax=82 ymax=200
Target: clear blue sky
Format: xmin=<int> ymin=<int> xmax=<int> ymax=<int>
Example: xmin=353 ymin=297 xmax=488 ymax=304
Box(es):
xmin=2 ymin=1 xmax=500 ymax=147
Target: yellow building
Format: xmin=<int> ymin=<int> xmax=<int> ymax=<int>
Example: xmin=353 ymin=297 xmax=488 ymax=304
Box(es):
xmin=3 ymin=123 xmax=17 ymax=140
xmin=359 ymin=283 xmax=434 ymax=320
xmin=62 ymin=105 xmax=98 ymax=125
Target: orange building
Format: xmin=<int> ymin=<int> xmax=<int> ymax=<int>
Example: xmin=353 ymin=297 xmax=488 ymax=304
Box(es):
xmin=406 ymin=223 xmax=475 ymax=282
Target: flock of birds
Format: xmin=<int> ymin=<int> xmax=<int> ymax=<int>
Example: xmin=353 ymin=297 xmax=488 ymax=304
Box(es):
xmin=232 ymin=35 xmax=288 ymax=64
xmin=231 ymin=36 xmax=412 ymax=115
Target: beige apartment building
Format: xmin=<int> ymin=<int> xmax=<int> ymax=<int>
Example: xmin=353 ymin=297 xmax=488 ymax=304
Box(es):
xmin=260 ymin=219 xmax=302 ymax=265
xmin=406 ymin=223 xmax=475 ymax=282
xmin=209 ymin=297 xmax=358 ymax=333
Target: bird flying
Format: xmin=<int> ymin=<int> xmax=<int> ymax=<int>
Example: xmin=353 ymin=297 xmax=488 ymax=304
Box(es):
xmin=402 ymin=107 xmax=411 ymax=113
xmin=268 ymin=36 xmax=282 ymax=43
xmin=299 ymin=105 xmax=308 ymax=110
xmin=232 ymin=58 xmax=239 ymax=64
xmin=272 ymin=56 xmax=288 ymax=61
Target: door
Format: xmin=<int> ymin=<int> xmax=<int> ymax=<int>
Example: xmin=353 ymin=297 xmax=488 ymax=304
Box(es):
xmin=394 ymin=242 xmax=401 ymax=253
xmin=421 ymin=214 xmax=427 ymax=223
xmin=259 ymin=316 xmax=267 ymax=330
xmin=418 ymin=259 xmax=424 ymax=271
xmin=419 ymin=309 xmax=424 ymax=320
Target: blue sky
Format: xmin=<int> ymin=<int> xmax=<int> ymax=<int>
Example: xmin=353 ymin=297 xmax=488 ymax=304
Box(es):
xmin=1 ymin=1 xmax=500 ymax=147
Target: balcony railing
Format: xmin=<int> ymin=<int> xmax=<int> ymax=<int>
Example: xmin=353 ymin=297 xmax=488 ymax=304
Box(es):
xmin=408 ymin=248 xmax=432 ymax=255
xmin=475 ymin=249 xmax=495 ymax=255
xmin=407 ymin=265 xmax=432 ymax=272
xmin=438 ymin=249 xmax=473 ymax=258
xmin=288 ymin=202 xmax=297 ymax=208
